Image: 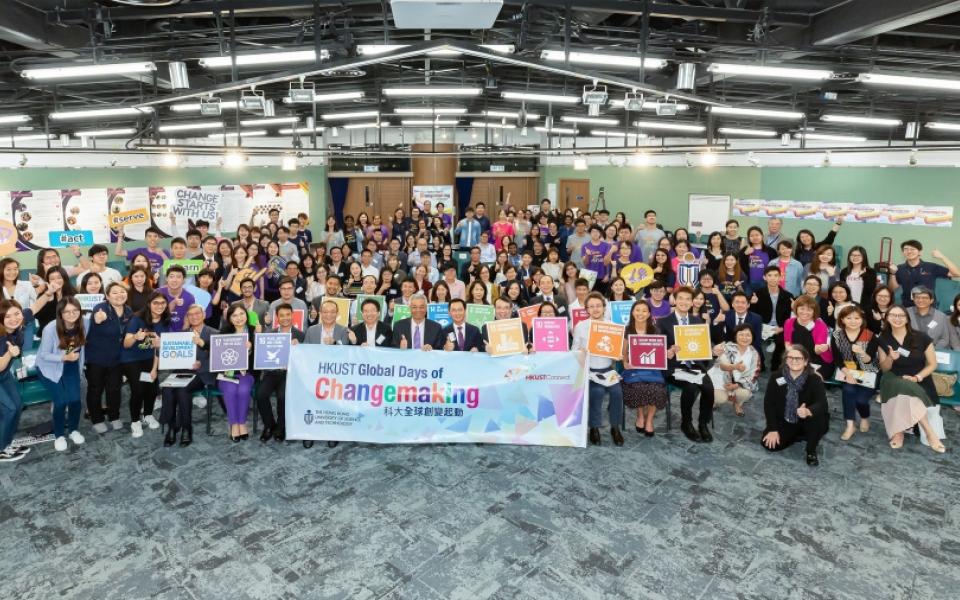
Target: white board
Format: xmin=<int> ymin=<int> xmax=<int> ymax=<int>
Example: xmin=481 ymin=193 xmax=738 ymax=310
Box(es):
xmin=688 ymin=194 xmax=731 ymax=238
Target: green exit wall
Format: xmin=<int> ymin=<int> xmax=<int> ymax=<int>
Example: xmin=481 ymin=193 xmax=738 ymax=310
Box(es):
xmin=541 ymin=165 xmax=960 ymax=262
xmin=0 ymin=165 xmax=327 ymax=264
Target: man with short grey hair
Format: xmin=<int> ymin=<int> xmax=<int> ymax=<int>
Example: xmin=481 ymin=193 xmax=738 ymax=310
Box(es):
xmin=765 ymin=217 xmax=783 ymax=249
xmin=907 ymin=287 xmax=951 ymax=349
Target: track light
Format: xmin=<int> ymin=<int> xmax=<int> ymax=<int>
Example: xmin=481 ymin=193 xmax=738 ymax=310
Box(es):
xmin=162 ymin=152 xmax=180 ymax=168
xmin=224 ymin=151 xmax=246 ymax=168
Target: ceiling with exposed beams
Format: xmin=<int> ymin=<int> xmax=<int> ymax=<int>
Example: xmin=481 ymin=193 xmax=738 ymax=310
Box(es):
xmin=5 ymin=0 xmax=960 ymax=148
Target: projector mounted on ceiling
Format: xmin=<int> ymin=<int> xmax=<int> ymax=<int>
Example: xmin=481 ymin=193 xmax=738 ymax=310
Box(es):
xmin=390 ymin=0 xmax=503 ymax=29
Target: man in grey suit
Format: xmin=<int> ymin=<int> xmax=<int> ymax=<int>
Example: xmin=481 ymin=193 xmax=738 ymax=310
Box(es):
xmin=304 ymin=299 xmax=355 ymax=345
xmin=530 ymin=273 xmax=570 ymax=317
xmin=302 ymin=298 xmax=355 ymax=449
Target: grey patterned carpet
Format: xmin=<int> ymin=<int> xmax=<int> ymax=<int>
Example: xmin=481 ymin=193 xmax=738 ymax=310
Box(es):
xmin=2 ymin=375 xmax=959 ymax=600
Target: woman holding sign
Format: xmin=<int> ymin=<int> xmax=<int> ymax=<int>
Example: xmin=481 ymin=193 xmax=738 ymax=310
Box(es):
xmin=36 ymin=298 xmax=86 ymax=452
xmin=218 ymin=303 xmax=259 ymax=442
xmin=572 ymin=292 xmax=625 ymax=447
xmin=121 ymin=291 xmax=170 ymax=439
xmin=160 ymin=304 xmax=214 ymax=447
xmin=622 ymin=300 xmax=669 ymax=437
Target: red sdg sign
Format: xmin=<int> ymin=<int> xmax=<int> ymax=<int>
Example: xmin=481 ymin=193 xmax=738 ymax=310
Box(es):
xmin=627 ymin=334 xmax=668 ymax=370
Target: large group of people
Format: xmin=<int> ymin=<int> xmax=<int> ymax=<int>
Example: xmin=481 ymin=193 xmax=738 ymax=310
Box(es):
xmin=0 ymin=198 xmax=958 ymax=467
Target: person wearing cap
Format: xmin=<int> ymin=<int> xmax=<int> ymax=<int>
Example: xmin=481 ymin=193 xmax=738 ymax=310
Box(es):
xmin=906 ymin=286 xmax=952 ymax=349
xmin=75 ymin=244 xmax=123 ymax=289
xmin=889 ymin=240 xmax=960 ymax=308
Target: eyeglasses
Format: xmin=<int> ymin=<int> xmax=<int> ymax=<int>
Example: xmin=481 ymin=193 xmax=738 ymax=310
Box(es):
xmin=151 ymin=301 xmax=167 ymax=306
xmin=887 ymin=313 xmax=907 ymax=319
xmin=785 ymin=355 xmax=805 ymax=361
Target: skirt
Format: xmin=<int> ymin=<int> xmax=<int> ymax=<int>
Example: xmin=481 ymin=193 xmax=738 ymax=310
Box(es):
xmin=878 ymin=372 xmax=934 ymax=437
xmin=623 ymin=381 xmax=669 ymax=409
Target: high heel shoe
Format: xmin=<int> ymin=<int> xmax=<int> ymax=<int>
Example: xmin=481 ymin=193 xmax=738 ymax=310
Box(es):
xmin=164 ymin=428 xmax=177 ymax=447
xmin=259 ymin=427 xmax=273 ymax=442
xmin=179 ymin=427 xmax=192 ymax=448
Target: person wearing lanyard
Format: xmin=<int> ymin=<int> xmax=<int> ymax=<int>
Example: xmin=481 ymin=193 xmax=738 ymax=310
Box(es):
xmin=256 ymin=303 xmax=305 ymax=443
xmin=572 ymin=292 xmax=625 ymax=447
xmin=86 ymin=283 xmax=133 ymax=434
xmin=888 ymin=240 xmax=960 ymax=308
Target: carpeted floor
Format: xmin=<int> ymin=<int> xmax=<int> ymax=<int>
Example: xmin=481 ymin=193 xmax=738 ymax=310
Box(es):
xmin=2 ymin=376 xmax=960 ymax=600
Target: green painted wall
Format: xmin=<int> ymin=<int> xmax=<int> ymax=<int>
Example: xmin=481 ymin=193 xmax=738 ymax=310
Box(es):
xmin=0 ymin=165 xmax=327 ymax=264
xmin=541 ymin=165 xmax=960 ymax=261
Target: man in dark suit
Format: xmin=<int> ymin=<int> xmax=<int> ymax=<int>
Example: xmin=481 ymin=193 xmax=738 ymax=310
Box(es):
xmin=660 ymin=286 xmax=716 ymax=443
xmin=530 ymin=273 xmax=570 ymax=317
xmin=256 ymin=303 xmax=306 ymax=443
xmin=351 ymin=297 xmax=394 ymax=348
xmin=751 ymin=266 xmax=794 ymax=371
xmin=719 ymin=292 xmax=763 ymax=354
xmin=441 ymin=299 xmax=483 ymax=352
xmin=391 ymin=295 xmax=444 ymax=350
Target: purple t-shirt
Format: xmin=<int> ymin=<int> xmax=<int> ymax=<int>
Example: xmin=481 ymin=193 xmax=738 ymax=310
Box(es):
xmin=159 ymin=287 xmax=196 ymax=331
xmin=648 ymin=299 xmax=672 ymax=321
xmin=131 ymin=248 xmax=169 ymax=275
xmin=747 ymin=251 xmax=767 ymax=284
xmin=581 ymin=241 xmax=612 ymax=280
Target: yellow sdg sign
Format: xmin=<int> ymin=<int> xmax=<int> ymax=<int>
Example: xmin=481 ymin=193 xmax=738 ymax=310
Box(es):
xmin=619 ymin=262 xmax=656 ymax=292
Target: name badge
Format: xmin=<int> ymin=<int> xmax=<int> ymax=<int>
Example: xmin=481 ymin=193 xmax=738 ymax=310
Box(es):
xmin=927 ymin=321 xmax=938 ymax=329
xmin=376 ymin=334 xmax=385 ymax=344
xmin=558 ymin=306 xmax=566 ymax=314
xmin=448 ymin=332 xmax=456 ymax=341
xmin=776 ymin=377 xmax=786 ymax=386
xmin=897 ymin=347 xmax=911 ymax=357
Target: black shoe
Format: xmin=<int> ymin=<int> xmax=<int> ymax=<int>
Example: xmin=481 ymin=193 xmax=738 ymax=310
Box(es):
xmin=611 ymin=427 xmax=624 ymax=447
xmin=806 ymin=451 xmax=819 ymax=467
xmin=179 ymin=428 xmax=192 ymax=448
xmin=698 ymin=423 xmax=713 ymax=443
xmin=680 ymin=421 xmax=700 ymax=442
xmin=588 ymin=427 xmax=601 ymax=445
xmin=644 ymin=429 xmax=655 ymax=438
xmin=231 ymin=434 xmax=241 ymax=443
xmin=164 ymin=428 xmax=177 ymax=447
xmin=240 ymin=433 xmax=249 ymax=441
xmin=274 ymin=428 xmax=285 ymax=442
xmin=303 ymin=440 xmax=314 ymax=449
xmin=635 ymin=425 xmax=644 ymax=433
xmin=327 ymin=441 xmax=339 ymax=448
xmin=260 ymin=427 xmax=273 ymax=442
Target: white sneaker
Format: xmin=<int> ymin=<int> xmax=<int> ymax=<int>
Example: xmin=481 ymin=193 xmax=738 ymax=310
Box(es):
xmin=92 ymin=422 xmax=108 ymax=434
xmin=193 ymin=396 xmax=207 ymax=409
xmin=0 ymin=449 xmax=25 ymax=462
xmin=110 ymin=419 xmax=124 ymax=431
xmin=131 ymin=421 xmax=143 ymax=438
xmin=12 ymin=445 xmax=30 ymax=455
xmin=54 ymin=437 xmax=68 ymax=451
xmin=143 ymin=415 xmax=160 ymax=430
xmin=68 ymin=431 xmax=85 ymax=445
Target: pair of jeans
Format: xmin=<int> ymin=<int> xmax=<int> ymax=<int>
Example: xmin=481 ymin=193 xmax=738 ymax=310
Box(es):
xmin=218 ymin=373 xmax=254 ymax=426
xmin=121 ymin=360 xmax=158 ymax=422
xmin=841 ymin=383 xmax=873 ymax=421
xmin=40 ymin=362 xmax=82 ymax=438
xmin=0 ymin=370 xmax=23 ymax=450
xmin=588 ymin=375 xmax=624 ymax=429
xmin=160 ymin=376 xmax=204 ymax=431
xmin=85 ymin=362 xmax=122 ymax=424
xmin=256 ymin=371 xmax=287 ymax=431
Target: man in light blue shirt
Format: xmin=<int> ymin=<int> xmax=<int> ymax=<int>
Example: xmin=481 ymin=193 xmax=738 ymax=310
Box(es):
xmin=454 ymin=206 xmax=481 ymax=248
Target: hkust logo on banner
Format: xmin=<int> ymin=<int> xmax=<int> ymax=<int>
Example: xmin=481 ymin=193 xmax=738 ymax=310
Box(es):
xmin=677 ymin=252 xmax=701 ymax=287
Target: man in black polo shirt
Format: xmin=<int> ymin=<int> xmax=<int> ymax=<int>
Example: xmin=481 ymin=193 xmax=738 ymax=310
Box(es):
xmin=889 ymin=240 xmax=959 ymax=308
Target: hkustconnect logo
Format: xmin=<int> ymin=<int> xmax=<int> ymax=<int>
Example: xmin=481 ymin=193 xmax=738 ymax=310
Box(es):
xmin=304 ymin=410 xmax=314 ymax=425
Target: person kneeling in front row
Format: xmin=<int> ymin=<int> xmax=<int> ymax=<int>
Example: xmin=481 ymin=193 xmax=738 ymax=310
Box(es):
xmin=761 ymin=344 xmax=829 ymax=466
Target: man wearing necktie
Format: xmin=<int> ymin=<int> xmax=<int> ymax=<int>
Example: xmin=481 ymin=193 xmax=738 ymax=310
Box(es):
xmin=717 ymin=292 xmax=763 ymax=359
xmin=531 ymin=274 xmax=569 ymax=315
xmin=659 ymin=286 xmax=717 ymax=443
xmin=391 ymin=295 xmax=444 ymax=350
xmin=442 ymin=299 xmax=482 ymax=352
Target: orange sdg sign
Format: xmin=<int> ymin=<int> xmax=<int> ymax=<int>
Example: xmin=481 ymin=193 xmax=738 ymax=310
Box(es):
xmin=587 ymin=321 xmax=625 ymax=360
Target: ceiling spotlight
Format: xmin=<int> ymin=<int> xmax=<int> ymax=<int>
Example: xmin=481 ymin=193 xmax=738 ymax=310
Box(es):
xmin=701 ymin=152 xmax=717 ymax=167
xmin=224 ymin=151 xmax=246 ymax=169
xmin=281 ymin=155 xmax=298 ymax=171
xmin=161 ymin=152 xmax=180 ymax=168
xmin=629 ymin=152 xmax=649 ymax=167
xmin=822 ymin=151 xmax=832 ymax=168
xmin=288 ymin=80 xmax=316 ymax=103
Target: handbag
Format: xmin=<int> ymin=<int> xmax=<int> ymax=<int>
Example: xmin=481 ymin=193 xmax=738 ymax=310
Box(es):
xmin=621 ymin=368 xmax=664 ymax=385
xmin=931 ymin=371 xmax=957 ymax=398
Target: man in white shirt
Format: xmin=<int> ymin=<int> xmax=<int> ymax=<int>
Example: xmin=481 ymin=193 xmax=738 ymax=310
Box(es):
xmin=477 ymin=231 xmax=497 ymax=263
xmin=76 ymin=245 xmax=122 ymax=289
xmin=441 ymin=263 xmax=466 ymax=300
xmin=359 ymin=249 xmax=380 ymax=279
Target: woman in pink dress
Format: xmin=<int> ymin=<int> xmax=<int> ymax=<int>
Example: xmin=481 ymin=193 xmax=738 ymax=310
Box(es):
xmin=491 ymin=210 xmax=515 ymax=252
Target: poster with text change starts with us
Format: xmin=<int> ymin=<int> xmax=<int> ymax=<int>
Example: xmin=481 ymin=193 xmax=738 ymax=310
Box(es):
xmin=11 ymin=189 xmax=68 ymax=250
xmin=109 ymin=187 xmax=151 ymax=241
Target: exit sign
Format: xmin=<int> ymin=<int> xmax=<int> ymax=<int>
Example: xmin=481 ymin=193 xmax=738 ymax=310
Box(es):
xmin=363 ymin=165 xmax=379 ymax=173
xmin=490 ymin=165 xmax=505 ymax=172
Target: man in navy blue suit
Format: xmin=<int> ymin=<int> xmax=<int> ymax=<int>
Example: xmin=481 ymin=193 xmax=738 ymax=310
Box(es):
xmin=441 ymin=299 xmax=483 ymax=352
xmin=720 ymin=292 xmax=762 ymax=354
xmin=659 ymin=286 xmax=716 ymax=443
